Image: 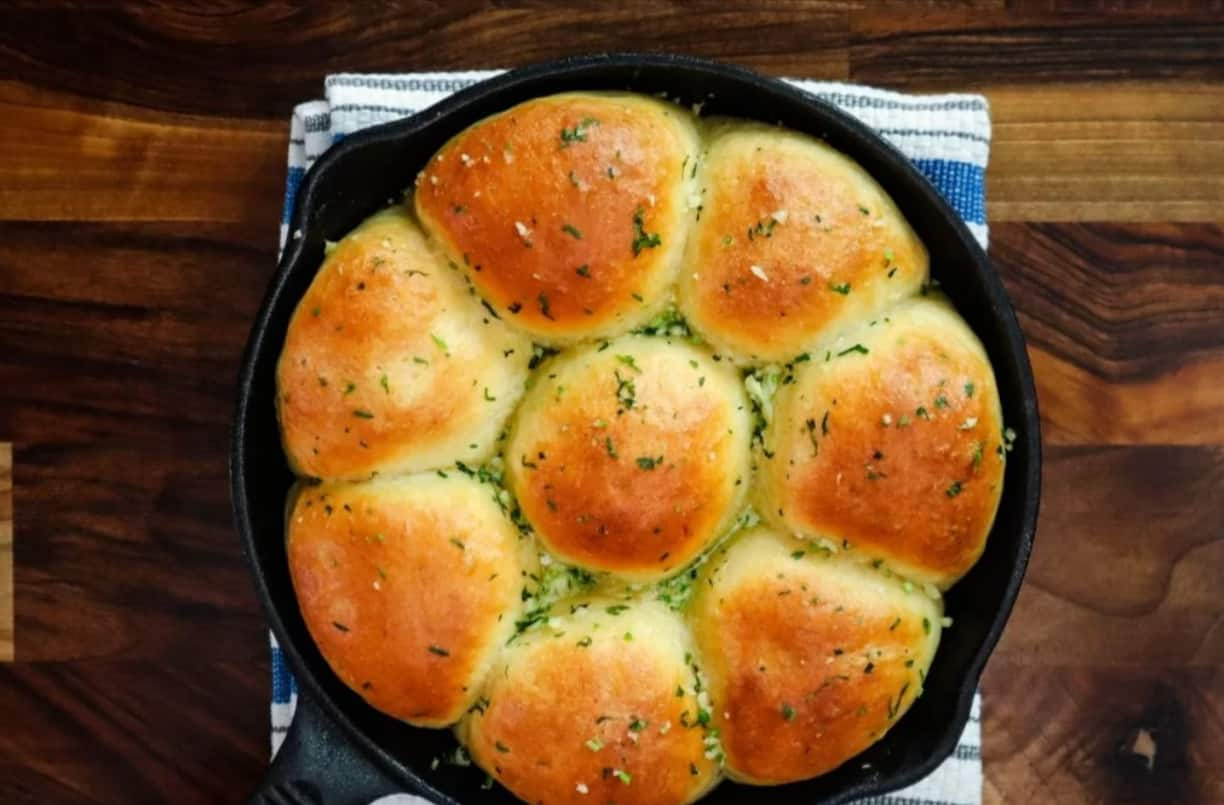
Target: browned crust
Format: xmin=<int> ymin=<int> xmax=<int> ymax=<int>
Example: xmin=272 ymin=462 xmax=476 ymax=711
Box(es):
xmin=689 ymin=527 xmax=940 ymax=784
xmin=464 ymin=601 xmax=721 ymax=804
xmin=505 ymin=336 xmax=752 ymax=581
xmin=415 ymin=93 xmax=699 ymax=341
xmin=287 ymin=475 xmax=528 ymax=727
xmin=679 ymin=124 xmax=927 ymax=363
xmin=760 ymin=298 xmax=1005 ymax=588
xmin=276 ymin=207 xmax=530 ymax=481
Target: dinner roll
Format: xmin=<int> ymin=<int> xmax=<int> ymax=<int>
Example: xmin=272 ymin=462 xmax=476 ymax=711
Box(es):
xmin=286 ymin=474 xmax=531 ymax=727
xmin=689 ymin=526 xmax=941 ymax=785
xmin=277 ymin=206 xmax=531 ymax=481
xmin=504 ymin=334 xmax=752 ymax=581
xmin=415 ymin=93 xmax=700 ymax=342
xmin=758 ymin=296 xmax=1005 ymax=588
xmin=678 ymin=123 xmax=927 ymax=364
xmin=461 ymin=597 xmax=721 ymax=805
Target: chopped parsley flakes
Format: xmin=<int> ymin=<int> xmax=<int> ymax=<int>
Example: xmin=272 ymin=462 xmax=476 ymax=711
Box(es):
xmin=560 ymin=117 xmax=599 ymax=146
xmin=616 ymin=354 xmax=642 ymax=373
xmin=537 ymin=293 xmax=554 ymax=320
xmin=631 ymin=206 xmax=662 ymax=256
xmin=614 ymin=369 xmax=637 ymax=410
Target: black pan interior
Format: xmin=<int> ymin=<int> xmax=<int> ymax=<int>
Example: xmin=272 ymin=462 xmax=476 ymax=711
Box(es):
xmin=232 ymin=53 xmax=1041 ymax=805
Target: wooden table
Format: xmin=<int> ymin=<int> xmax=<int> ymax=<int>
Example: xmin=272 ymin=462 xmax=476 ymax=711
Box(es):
xmin=1 ymin=4 xmax=1220 ymax=803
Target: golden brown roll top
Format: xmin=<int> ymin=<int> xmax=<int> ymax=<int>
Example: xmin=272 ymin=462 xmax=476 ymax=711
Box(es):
xmin=758 ymin=297 xmax=1005 ymax=588
xmin=689 ymin=526 xmax=941 ymax=785
xmin=505 ymin=334 xmax=752 ymax=581
xmin=461 ymin=597 xmax=722 ymax=805
xmin=276 ymin=206 xmax=531 ymax=481
xmin=678 ymin=123 xmax=928 ymax=364
xmin=415 ymin=93 xmax=700 ymax=342
xmin=286 ymin=474 xmax=532 ymax=727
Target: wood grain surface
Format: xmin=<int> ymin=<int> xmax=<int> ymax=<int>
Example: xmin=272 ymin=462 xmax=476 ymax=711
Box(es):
xmin=0 ymin=3 xmax=1220 ymax=804
xmin=0 ymin=443 xmax=11 ymax=662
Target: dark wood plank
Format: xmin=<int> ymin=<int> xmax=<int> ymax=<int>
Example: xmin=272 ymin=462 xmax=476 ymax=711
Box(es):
xmin=990 ymin=223 xmax=1224 ymax=445
xmin=0 ymin=443 xmax=10 ymax=662
xmin=850 ymin=9 xmax=1224 ymax=89
xmin=0 ymin=222 xmax=275 ymax=662
xmin=1007 ymin=0 xmax=1224 ymax=13
xmin=0 ymin=2 xmax=850 ymax=120
xmin=982 ymin=666 xmax=1224 ymax=805
xmin=994 ymin=446 xmax=1224 ymax=667
xmin=982 ymin=444 xmax=1224 ymax=804
xmin=0 ymin=659 xmax=268 ymax=805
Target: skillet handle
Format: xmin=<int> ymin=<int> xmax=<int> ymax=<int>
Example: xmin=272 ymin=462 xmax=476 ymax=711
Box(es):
xmin=249 ymin=691 xmax=409 ymax=805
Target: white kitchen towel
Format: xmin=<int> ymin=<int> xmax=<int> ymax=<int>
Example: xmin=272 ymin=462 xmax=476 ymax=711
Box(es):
xmin=273 ymin=71 xmax=992 ymax=805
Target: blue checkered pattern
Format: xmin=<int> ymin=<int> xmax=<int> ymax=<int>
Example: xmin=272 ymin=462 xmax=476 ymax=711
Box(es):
xmin=271 ymin=72 xmax=992 ymax=805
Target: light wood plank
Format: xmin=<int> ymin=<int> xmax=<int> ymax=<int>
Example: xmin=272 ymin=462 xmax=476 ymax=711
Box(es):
xmin=0 ymin=81 xmax=285 ymax=223
xmin=987 ymin=83 xmax=1224 ymax=222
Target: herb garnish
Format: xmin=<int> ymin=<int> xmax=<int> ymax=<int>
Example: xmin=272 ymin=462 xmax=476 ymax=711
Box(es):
xmin=560 ymin=117 xmax=599 ymax=146
xmin=631 ymin=207 xmax=662 ymax=256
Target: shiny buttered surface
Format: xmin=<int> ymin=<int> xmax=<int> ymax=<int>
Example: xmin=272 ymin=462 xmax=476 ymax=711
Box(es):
xmin=277 ymin=206 xmax=531 ymax=481
xmin=286 ymin=474 xmax=533 ymax=727
xmin=460 ymin=599 xmax=721 ymax=805
xmin=505 ymin=335 xmax=751 ymax=582
xmin=277 ymin=92 xmax=1007 ymax=801
xmin=757 ymin=298 xmax=1005 ymax=590
xmin=689 ymin=526 xmax=940 ymax=784
xmin=416 ymin=93 xmax=700 ymax=343
xmin=679 ymin=123 xmax=928 ymax=364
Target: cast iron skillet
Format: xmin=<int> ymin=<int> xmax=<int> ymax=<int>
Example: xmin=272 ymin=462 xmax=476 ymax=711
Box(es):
xmin=231 ymin=53 xmax=1041 ymax=805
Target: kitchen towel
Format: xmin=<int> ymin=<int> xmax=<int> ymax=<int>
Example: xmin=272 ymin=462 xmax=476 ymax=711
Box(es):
xmin=272 ymin=71 xmax=992 ymax=805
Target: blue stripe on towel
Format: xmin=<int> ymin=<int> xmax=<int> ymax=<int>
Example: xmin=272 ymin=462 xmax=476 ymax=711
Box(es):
xmin=912 ymin=158 xmax=987 ymax=225
xmin=281 ymin=166 xmax=304 ymax=225
xmin=271 ymin=644 xmax=297 ymax=704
